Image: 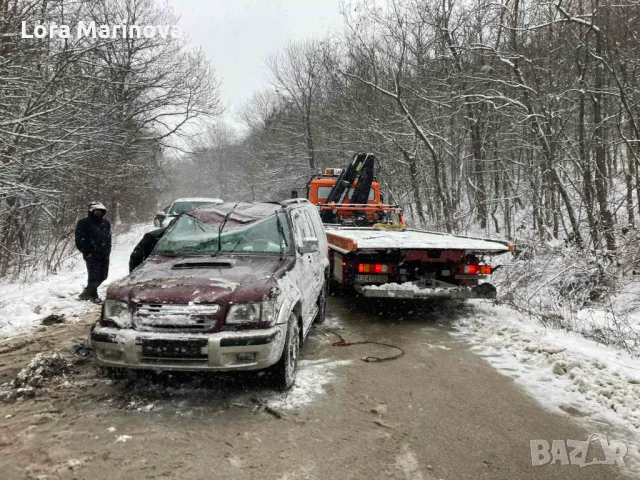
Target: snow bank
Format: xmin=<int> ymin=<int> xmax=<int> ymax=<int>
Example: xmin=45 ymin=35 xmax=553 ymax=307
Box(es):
xmin=455 ymin=301 xmax=640 ymax=436
xmin=493 ymin=242 xmax=640 ymax=354
xmin=0 ymin=224 xmax=153 ymax=338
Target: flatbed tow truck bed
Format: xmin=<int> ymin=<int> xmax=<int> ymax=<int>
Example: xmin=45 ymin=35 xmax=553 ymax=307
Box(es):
xmin=324 ymin=227 xmax=511 ymax=254
xmin=324 ymin=226 xmax=513 ymax=300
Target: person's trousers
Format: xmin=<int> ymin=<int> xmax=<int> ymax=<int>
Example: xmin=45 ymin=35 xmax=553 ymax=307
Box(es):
xmin=84 ymin=257 xmax=109 ymax=297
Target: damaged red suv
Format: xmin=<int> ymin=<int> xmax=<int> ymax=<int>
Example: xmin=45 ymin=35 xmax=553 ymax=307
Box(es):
xmin=91 ymin=200 xmax=329 ymax=389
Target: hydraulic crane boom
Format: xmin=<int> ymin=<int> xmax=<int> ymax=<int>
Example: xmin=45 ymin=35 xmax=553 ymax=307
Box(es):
xmin=320 ymin=152 xmax=376 ymax=223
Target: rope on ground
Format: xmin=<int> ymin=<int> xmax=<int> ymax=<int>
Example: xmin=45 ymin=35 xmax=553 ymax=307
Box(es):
xmin=317 ymin=326 xmax=405 ymax=363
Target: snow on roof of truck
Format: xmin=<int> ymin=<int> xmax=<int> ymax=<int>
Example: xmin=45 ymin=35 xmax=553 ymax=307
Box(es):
xmin=190 ymin=201 xmax=284 ymax=225
xmin=325 ymin=227 xmax=511 ymax=254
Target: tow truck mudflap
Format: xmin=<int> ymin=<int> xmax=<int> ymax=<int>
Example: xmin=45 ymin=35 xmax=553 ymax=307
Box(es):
xmin=354 ymin=281 xmax=497 ymax=300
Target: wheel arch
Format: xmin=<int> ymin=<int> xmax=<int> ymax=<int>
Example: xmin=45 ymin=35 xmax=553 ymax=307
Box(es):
xmin=291 ymin=301 xmax=304 ymax=345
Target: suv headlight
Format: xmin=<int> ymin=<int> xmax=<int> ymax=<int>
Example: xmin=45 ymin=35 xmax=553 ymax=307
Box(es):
xmin=101 ymin=299 xmax=132 ymax=328
xmin=226 ymin=300 xmax=276 ymax=325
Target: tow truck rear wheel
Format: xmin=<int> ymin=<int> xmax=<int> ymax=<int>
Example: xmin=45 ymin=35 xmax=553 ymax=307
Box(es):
xmin=268 ymin=313 xmax=299 ymax=390
xmin=313 ymin=279 xmax=327 ymax=324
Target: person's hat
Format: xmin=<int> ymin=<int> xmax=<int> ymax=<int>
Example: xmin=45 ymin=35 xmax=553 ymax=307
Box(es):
xmin=88 ymin=201 xmax=107 ymax=212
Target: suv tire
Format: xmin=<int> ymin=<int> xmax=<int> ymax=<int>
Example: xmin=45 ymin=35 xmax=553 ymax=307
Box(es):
xmin=268 ymin=313 xmax=299 ymax=390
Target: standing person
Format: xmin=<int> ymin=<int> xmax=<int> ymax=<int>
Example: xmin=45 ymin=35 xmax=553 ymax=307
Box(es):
xmin=75 ymin=202 xmax=111 ymax=303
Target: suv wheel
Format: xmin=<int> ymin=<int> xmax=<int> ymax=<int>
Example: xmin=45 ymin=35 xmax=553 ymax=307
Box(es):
xmin=268 ymin=313 xmax=299 ymax=390
xmin=313 ymin=280 xmax=327 ymax=324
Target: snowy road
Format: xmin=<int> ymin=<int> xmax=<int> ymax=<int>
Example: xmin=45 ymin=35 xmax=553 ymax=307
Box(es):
xmin=0 ymin=295 xmax=638 ymax=479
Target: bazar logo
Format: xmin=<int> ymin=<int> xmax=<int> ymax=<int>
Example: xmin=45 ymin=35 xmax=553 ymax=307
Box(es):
xmin=21 ymin=21 xmax=182 ymax=39
xmin=531 ymin=434 xmax=627 ymax=468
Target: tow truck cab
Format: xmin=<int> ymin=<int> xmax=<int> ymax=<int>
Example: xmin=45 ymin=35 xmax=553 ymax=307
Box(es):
xmin=306 ymin=168 xmax=401 ymax=225
xmin=307 ymin=169 xmax=382 ymax=205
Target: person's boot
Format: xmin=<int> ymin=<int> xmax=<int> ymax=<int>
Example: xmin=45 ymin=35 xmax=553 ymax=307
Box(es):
xmin=90 ymin=296 xmax=103 ymax=305
xmin=78 ymin=289 xmax=91 ymax=301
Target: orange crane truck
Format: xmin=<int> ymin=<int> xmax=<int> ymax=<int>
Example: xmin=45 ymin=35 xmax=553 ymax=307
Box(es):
xmin=305 ymin=153 xmax=514 ymax=299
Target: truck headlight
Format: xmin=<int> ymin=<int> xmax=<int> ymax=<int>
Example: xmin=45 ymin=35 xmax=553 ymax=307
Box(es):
xmin=226 ymin=301 xmax=276 ymax=325
xmin=101 ymin=299 xmax=132 ymax=328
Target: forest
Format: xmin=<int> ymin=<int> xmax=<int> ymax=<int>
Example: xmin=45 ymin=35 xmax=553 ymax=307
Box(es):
xmin=3 ymin=0 xmax=640 ymax=304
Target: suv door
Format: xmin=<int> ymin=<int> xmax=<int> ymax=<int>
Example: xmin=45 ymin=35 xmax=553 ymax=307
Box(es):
xmin=302 ymin=204 xmax=328 ymax=282
xmin=299 ymin=205 xmax=328 ymax=332
xmin=290 ymin=207 xmax=317 ymax=324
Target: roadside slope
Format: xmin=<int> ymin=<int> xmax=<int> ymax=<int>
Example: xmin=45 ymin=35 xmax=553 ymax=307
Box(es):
xmin=0 ymin=225 xmax=151 ymax=338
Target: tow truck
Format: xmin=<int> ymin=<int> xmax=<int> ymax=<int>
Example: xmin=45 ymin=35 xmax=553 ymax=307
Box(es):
xmin=305 ymin=152 xmax=514 ymax=299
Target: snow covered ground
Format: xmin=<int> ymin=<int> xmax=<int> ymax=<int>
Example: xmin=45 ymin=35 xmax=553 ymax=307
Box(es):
xmin=492 ymin=240 xmax=640 ymax=351
xmin=455 ymin=300 xmax=640 ymax=462
xmin=265 ymin=359 xmax=352 ymax=410
xmin=0 ymin=224 xmax=153 ymax=338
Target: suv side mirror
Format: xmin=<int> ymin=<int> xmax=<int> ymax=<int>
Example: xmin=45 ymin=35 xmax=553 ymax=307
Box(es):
xmin=298 ymin=237 xmax=319 ymax=254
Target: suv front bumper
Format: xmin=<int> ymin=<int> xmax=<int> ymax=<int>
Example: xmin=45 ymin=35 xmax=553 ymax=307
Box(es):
xmin=91 ymin=324 xmax=287 ymax=372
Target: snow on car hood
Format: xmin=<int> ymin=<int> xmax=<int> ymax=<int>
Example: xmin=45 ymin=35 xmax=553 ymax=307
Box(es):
xmin=107 ymin=255 xmax=295 ymax=305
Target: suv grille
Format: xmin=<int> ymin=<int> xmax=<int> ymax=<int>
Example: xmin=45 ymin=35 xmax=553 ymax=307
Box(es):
xmin=134 ymin=304 xmax=220 ymax=332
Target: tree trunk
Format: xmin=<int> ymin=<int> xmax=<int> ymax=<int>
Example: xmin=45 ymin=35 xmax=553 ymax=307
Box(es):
xmin=593 ymin=27 xmax=616 ymax=251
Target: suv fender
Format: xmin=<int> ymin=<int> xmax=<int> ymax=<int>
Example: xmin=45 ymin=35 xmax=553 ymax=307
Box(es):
xmin=273 ymin=276 xmax=303 ymax=326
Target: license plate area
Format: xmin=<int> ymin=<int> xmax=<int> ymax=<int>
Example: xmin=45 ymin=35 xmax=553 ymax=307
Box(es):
xmin=356 ymin=274 xmax=388 ymax=284
xmin=140 ymin=339 xmax=208 ymax=359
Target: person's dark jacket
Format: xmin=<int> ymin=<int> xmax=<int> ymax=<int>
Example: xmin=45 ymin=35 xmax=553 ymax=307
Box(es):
xmin=129 ymin=227 xmax=167 ymax=273
xmin=75 ymin=216 xmax=111 ymax=259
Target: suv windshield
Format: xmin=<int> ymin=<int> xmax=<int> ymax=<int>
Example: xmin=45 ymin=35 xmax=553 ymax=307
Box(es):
xmin=154 ymin=212 xmax=293 ymax=256
xmin=168 ymin=201 xmax=218 ymax=215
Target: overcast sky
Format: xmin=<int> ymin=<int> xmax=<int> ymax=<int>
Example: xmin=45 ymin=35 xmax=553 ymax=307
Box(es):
xmin=167 ymin=0 xmax=345 ymax=130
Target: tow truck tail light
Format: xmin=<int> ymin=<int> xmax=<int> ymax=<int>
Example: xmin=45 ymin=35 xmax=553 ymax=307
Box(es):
xmin=358 ymin=264 xmax=389 ymax=274
xmin=480 ymin=265 xmax=492 ymax=275
xmin=460 ymin=264 xmax=492 ymax=275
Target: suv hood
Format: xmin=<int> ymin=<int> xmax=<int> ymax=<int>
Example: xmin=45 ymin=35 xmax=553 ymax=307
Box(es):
xmin=107 ymin=255 xmax=294 ymax=305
